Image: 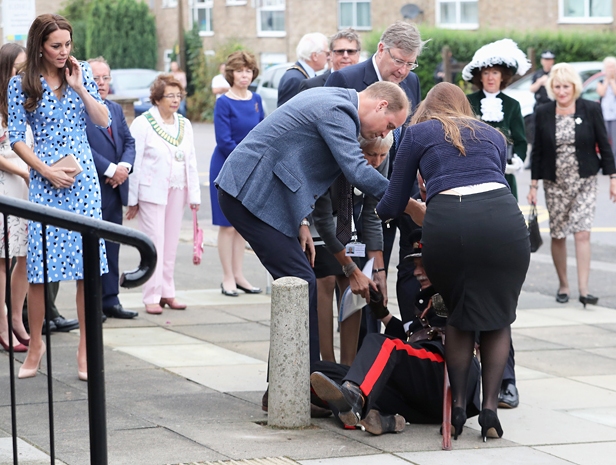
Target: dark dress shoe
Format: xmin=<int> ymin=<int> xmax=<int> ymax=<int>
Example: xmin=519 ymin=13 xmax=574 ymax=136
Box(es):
xmin=310 ymin=372 xmax=364 ymax=427
xmin=51 ymin=316 xmax=79 ymax=332
xmin=556 ymin=292 xmax=569 ymax=304
xmin=261 ymin=387 xmax=332 ymax=418
xmin=498 ymin=383 xmax=519 ymax=409
xmin=103 ymin=304 xmax=138 ymax=319
xmin=41 ymin=319 xmax=57 ymax=335
xmin=236 ymin=284 xmax=262 ymax=294
xmin=579 ymin=294 xmax=599 ymax=308
xmin=360 ymin=409 xmax=405 ymax=435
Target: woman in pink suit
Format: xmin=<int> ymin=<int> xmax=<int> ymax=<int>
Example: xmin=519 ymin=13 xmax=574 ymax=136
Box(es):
xmin=127 ymin=75 xmax=201 ymax=314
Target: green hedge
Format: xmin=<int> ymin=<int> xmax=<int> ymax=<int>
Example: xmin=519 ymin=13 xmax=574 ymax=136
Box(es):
xmin=365 ymin=27 xmax=616 ymax=98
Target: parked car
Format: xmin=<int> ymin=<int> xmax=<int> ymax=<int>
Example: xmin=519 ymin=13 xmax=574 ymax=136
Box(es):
xmin=108 ymin=68 xmax=161 ymax=117
xmin=503 ymin=61 xmax=603 ymax=117
xmin=248 ymin=62 xmax=293 ymax=116
xmin=580 ymin=71 xmax=605 ymax=103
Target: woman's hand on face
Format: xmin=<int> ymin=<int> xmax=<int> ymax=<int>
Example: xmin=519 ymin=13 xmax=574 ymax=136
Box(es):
xmin=45 ymin=166 xmax=75 ymax=189
xmin=65 ymin=57 xmax=83 ymax=91
xmin=126 ymin=205 xmax=139 ymax=220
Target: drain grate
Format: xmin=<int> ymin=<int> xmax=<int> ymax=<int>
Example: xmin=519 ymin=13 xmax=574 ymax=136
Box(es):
xmin=174 ymin=457 xmax=299 ymax=465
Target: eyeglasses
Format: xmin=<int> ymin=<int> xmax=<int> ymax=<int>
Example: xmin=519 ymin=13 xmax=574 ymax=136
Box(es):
xmin=162 ymin=93 xmax=184 ymax=100
xmin=93 ymin=75 xmax=112 ymax=82
xmin=332 ymin=49 xmax=360 ymax=56
xmin=386 ymin=49 xmax=418 ymax=71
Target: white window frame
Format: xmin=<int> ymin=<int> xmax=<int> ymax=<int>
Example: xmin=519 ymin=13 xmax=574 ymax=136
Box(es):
xmin=163 ymin=0 xmax=178 ymax=8
xmin=193 ymin=0 xmax=214 ymax=36
xmin=226 ymin=0 xmax=247 ymax=5
xmin=338 ymin=1 xmax=372 ymax=30
xmin=435 ymin=0 xmax=479 ymax=30
xmin=558 ymin=0 xmax=613 ymax=24
xmin=256 ymin=0 xmax=286 ymax=38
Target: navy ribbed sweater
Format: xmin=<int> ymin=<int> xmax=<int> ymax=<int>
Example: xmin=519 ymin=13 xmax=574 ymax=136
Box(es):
xmin=377 ymin=119 xmax=509 ymax=220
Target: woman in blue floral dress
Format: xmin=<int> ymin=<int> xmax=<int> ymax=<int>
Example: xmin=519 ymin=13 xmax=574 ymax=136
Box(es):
xmin=8 ymin=14 xmax=110 ymax=380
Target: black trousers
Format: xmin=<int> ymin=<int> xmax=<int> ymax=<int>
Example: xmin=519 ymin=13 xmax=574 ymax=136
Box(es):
xmin=315 ymin=333 xmax=480 ymax=424
xmin=101 ymin=189 xmax=123 ymax=308
xmin=218 ymin=189 xmax=320 ymax=364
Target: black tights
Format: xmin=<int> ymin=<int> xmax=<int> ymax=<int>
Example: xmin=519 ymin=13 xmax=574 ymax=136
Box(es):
xmin=445 ymin=324 xmax=511 ymax=412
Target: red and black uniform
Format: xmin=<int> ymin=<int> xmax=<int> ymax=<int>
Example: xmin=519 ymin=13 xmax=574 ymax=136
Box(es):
xmin=312 ymin=286 xmax=481 ymax=424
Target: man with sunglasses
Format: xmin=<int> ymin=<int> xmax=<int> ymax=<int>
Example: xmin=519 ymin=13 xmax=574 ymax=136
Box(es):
xmin=298 ymin=29 xmax=361 ymax=92
xmin=325 ymin=21 xmax=426 ymax=337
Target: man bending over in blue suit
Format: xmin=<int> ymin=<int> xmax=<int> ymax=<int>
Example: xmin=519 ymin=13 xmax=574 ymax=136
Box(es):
xmin=215 ymin=81 xmax=410 ymax=365
xmin=85 ymin=57 xmax=138 ymax=320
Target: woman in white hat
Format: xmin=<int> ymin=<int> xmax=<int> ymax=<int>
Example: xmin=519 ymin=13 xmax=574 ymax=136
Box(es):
xmin=463 ymin=39 xmax=530 ymax=199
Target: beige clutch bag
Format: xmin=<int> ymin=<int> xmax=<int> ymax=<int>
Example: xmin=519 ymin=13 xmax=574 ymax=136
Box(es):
xmin=51 ymin=154 xmax=83 ymax=178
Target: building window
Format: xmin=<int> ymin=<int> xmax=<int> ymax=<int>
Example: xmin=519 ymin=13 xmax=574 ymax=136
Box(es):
xmin=559 ymin=0 xmax=613 ymax=23
xmin=338 ymin=1 xmax=371 ymax=30
xmin=163 ymin=0 xmax=178 ymax=8
xmin=436 ymin=0 xmax=478 ymax=29
xmin=193 ymin=0 xmax=213 ymax=35
xmin=226 ymin=0 xmax=247 ymax=4
xmin=257 ymin=0 xmax=285 ymax=37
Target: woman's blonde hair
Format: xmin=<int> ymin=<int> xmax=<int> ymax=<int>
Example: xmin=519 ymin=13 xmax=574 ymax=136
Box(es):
xmin=546 ymin=63 xmax=583 ymax=100
xmin=410 ymin=82 xmax=482 ymax=156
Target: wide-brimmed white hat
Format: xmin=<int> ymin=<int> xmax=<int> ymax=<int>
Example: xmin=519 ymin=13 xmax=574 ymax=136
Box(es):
xmin=462 ymin=38 xmax=531 ymax=82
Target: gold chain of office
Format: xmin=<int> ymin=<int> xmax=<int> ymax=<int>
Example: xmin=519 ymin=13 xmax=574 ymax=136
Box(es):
xmin=144 ymin=112 xmax=186 ymax=147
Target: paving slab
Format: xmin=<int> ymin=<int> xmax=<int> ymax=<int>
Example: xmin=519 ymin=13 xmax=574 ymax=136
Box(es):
xmin=513 ymin=324 xmax=616 ymax=349
xmin=397 ymin=446 xmax=576 ymax=465
xmin=169 ymin=363 xmax=269 ymax=392
xmin=515 ymin=348 xmax=616 ymax=377
xmin=535 ymin=441 xmax=616 ymax=465
xmin=570 ymin=374 xmax=616 ymax=392
xmin=175 ymin=322 xmax=272 ymax=344
xmin=517 ymin=377 xmax=616 ymax=409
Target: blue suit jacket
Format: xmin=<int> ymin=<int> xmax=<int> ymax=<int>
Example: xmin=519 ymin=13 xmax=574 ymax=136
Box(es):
xmin=215 ymin=87 xmax=389 ymax=237
xmin=325 ymin=57 xmax=421 ymax=176
xmin=277 ymin=62 xmax=310 ymax=107
xmin=85 ymin=100 xmax=136 ymax=207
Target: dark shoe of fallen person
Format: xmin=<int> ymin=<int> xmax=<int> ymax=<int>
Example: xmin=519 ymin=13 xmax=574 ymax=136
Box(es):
xmin=310 ymin=372 xmax=364 ymax=427
xmin=51 ymin=316 xmax=79 ymax=332
xmin=103 ymin=304 xmax=138 ymax=319
xmin=360 ymin=410 xmax=405 ymax=435
xmin=498 ymin=383 xmax=519 ymax=409
xmin=368 ymin=288 xmax=389 ymax=320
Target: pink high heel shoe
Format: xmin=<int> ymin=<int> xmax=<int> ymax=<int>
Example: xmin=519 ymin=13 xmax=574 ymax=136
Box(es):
xmin=18 ymin=345 xmax=46 ymax=379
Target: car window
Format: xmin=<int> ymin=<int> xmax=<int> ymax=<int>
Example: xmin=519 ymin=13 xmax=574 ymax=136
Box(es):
xmin=581 ymin=76 xmax=602 ymax=102
xmin=579 ymin=69 xmax=601 ymax=82
xmin=508 ymin=74 xmax=533 ymax=91
xmin=272 ymin=68 xmax=287 ymax=89
xmin=111 ymin=70 xmax=159 ymax=92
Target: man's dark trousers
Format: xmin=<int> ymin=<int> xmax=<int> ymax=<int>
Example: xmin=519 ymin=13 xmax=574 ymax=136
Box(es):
xmin=218 ymin=189 xmax=320 ymax=364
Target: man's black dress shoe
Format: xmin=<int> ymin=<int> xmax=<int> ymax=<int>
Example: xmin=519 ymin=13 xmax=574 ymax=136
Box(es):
xmin=51 ymin=316 xmax=80 ymax=332
xmin=498 ymin=383 xmax=519 ymax=409
xmin=103 ymin=304 xmax=138 ymax=319
xmin=310 ymin=372 xmax=364 ymax=426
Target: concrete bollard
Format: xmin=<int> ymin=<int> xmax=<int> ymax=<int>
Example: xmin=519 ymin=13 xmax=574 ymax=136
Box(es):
xmin=268 ymin=276 xmax=311 ymax=428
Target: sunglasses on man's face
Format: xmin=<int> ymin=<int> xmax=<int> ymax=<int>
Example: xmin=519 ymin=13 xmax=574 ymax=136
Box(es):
xmin=331 ymin=49 xmax=360 ymax=56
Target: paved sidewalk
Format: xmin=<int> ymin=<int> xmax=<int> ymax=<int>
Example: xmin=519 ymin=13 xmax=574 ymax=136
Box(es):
xmin=1 ymin=221 xmax=616 ymax=465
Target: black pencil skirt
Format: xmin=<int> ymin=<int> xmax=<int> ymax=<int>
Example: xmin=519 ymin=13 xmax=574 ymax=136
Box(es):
xmin=422 ymin=188 xmax=530 ymax=331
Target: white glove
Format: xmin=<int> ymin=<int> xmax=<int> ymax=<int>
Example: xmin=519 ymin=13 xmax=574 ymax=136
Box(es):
xmin=505 ymin=154 xmax=524 ymax=175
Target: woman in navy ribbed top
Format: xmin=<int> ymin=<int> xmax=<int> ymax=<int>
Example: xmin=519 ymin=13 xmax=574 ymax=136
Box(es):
xmin=376 ymin=83 xmax=530 ymax=444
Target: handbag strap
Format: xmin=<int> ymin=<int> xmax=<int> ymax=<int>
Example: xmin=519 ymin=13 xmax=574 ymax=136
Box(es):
xmin=192 ymin=208 xmax=198 ymax=236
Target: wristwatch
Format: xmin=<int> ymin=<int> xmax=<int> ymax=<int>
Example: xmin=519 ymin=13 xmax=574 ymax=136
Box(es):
xmin=300 ymin=219 xmax=310 ymax=227
xmin=342 ymin=262 xmax=357 ymax=277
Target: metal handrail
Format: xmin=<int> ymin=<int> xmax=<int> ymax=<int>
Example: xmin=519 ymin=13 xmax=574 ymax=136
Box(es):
xmin=0 ymin=195 xmax=157 ymax=465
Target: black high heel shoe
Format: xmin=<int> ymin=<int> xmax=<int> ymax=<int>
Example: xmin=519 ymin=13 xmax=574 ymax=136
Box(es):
xmin=236 ymin=284 xmax=262 ymax=294
xmin=579 ymin=294 xmax=599 ymax=308
xmin=478 ymin=409 xmax=503 ymax=442
xmin=451 ymin=406 xmax=467 ymax=440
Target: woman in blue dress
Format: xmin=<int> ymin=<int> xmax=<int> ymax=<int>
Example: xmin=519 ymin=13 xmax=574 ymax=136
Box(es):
xmin=8 ymin=14 xmax=109 ymax=380
xmin=209 ymin=51 xmax=264 ymax=296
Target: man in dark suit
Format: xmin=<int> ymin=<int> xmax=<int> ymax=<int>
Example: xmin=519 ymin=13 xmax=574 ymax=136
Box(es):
xmin=298 ymin=29 xmax=361 ymax=93
xmin=85 ymin=57 xmax=138 ymax=320
xmin=325 ymin=21 xmax=425 ymax=326
xmin=277 ymin=32 xmax=329 ymax=107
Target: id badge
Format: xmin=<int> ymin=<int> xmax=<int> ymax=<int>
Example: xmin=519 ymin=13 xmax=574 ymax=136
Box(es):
xmin=345 ymin=242 xmax=366 ymax=257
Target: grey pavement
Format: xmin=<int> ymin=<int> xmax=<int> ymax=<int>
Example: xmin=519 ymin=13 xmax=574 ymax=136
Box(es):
xmin=1 ymin=122 xmax=615 ymax=464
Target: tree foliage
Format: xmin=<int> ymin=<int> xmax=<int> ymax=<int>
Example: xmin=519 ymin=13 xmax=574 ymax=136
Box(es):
xmin=85 ymin=0 xmax=157 ymax=69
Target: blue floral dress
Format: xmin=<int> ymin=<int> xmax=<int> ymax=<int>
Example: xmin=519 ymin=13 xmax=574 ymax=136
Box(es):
xmin=8 ymin=62 xmax=109 ymax=283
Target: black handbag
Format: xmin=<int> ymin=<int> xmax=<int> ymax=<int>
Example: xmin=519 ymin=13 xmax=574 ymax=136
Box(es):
xmin=528 ymin=203 xmax=543 ymax=253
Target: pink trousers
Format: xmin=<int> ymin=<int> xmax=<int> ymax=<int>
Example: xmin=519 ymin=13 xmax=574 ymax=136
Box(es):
xmin=138 ymin=188 xmax=187 ymax=304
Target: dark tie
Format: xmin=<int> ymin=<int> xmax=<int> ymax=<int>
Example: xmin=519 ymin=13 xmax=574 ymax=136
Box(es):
xmin=393 ymin=127 xmax=401 ymax=150
xmin=335 ymin=173 xmax=353 ymax=245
